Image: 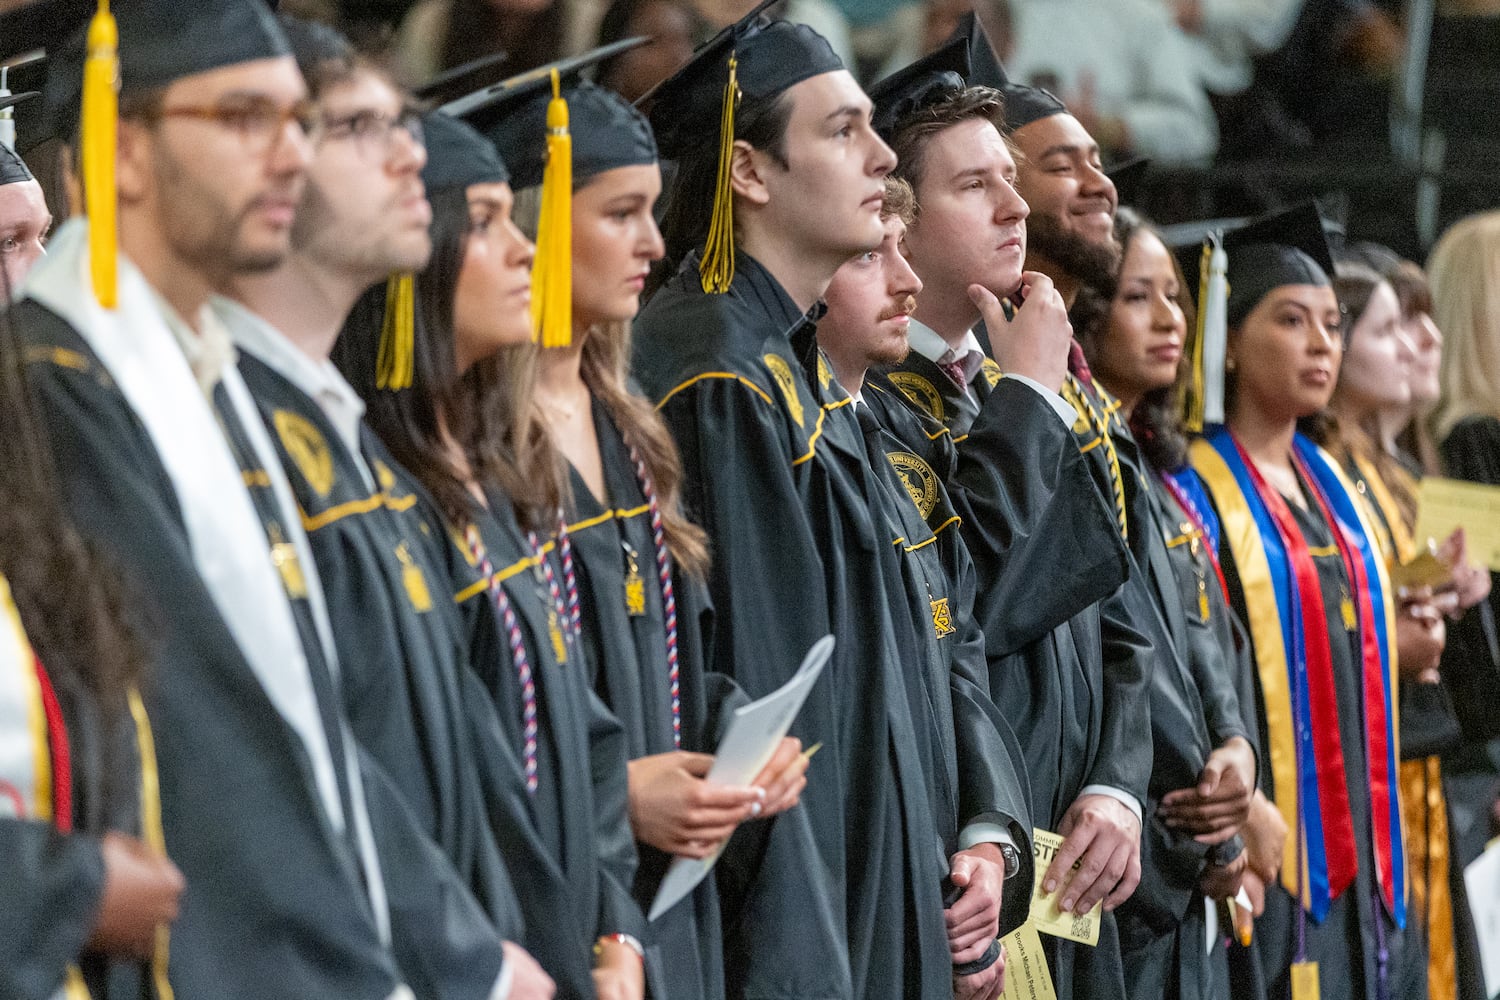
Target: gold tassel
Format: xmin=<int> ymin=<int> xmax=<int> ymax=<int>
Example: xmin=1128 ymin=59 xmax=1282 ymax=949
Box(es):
xmin=530 ymin=69 xmax=572 ymax=348
xmin=376 ymin=272 xmax=415 ymax=390
xmin=81 ymin=0 xmax=119 ymax=310
xmin=699 ymin=54 xmax=740 ymax=295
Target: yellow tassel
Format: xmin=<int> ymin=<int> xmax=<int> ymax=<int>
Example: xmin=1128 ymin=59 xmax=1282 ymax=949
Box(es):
xmin=530 ymin=70 xmax=572 ymax=348
xmin=81 ymin=0 xmax=118 ymax=310
xmin=376 ymin=272 xmax=415 ymax=390
xmin=699 ymin=54 xmax=740 ymax=295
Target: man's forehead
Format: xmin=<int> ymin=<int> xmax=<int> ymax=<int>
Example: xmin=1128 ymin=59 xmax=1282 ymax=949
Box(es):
xmin=787 ymin=70 xmax=871 ymax=120
xmin=932 ymin=118 xmax=1014 ymax=172
xmin=162 ymin=55 xmax=307 ymax=103
xmin=320 ymin=69 xmax=403 ymax=114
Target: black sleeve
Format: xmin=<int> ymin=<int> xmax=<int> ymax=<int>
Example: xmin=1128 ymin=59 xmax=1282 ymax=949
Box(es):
xmin=1086 ymin=583 xmax=1156 ymax=806
xmin=953 ymin=379 xmax=1131 ymax=655
xmin=0 ymin=821 xmax=104 ymax=1000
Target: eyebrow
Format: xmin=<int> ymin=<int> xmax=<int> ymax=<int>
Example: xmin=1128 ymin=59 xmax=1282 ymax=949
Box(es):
xmin=1037 ymin=142 xmax=1099 ymax=160
xmin=469 ymin=196 xmax=510 ymax=212
xmin=824 ymin=104 xmax=865 ymax=123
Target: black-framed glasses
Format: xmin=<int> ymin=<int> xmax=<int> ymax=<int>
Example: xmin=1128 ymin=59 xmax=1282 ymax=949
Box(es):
xmin=150 ymin=97 xmax=324 ymax=152
xmin=319 ymin=108 xmax=424 ymax=163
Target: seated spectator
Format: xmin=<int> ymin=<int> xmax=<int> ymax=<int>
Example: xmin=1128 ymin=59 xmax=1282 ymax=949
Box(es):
xmin=596 ymin=0 xmax=704 ymax=101
xmin=1006 ymin=0 xmax=1219 ymax=164
xmin=391 ymin=0 xmax=586 ymax=85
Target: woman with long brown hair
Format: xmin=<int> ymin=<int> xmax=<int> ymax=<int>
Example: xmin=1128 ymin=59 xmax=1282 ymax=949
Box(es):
xmin=1 ymin=276 xmax=184 ymax=995
xmin=335 ymin=109 xmax=643 ymax=1000
xmin=481 ymin=70 xmax=807 ymax=1000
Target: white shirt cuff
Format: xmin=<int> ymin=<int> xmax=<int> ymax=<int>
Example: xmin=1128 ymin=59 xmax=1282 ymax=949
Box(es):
xmin=1002 ymin=372 xmax=1077 ymax=425
xmin=957 ymin=821 xmax=1018 ymax=853
xmin=1078 ymin=784 xmax=1144 ymax=823
xmin=489 ymin=959 xmax=514 ymax=1000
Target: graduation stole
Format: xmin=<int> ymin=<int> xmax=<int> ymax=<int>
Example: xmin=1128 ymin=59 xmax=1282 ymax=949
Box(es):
xmin=1158 ymin=467 xmax=1231 ymax=606
xmin=1190 ymin=428 xmax=1357 ymax=920
xmin=1295 ymin=437 xmax=1406 ymax=928
xmin=1 ymin=575 xmax=175 ymax=1000
xmin=1 ymin=576 xmax=85 ymax=999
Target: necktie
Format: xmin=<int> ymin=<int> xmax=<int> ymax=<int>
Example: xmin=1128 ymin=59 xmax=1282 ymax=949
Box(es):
xmin=1067 ymin=339 xmax=1095 ymax=389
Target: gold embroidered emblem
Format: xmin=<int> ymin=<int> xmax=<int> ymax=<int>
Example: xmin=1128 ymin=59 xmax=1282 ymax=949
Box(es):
xmin=888 ymin=371 xmax=945 ymax=421
xmin=931 ymin=597 xmax=956 ymax=638
xmin=887 ymin=451 xmax=940 ymax=519
xmin=273 ymin=410 xmax=335 ymax=498
xmin=816 ymin=354 xmax=833 ymax=390
xmin=763 ymin=354 xmax=804 ymax=427
xmin=395 ymin=542 xmax=433 ymax=612
xmin=980 ymin=357 xmax=1003 ymax=389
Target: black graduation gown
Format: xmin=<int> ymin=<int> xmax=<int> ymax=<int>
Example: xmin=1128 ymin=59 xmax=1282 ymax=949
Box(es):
xmin=236 ymin=352 xmax=522 ymax=932
xmin=1209 ymin=481 xmax=1425 ymax=1000
xmin=632 ymin=253 xmax=953 ymax=1000
xmin=442 ymin=494 xmax=644 ymax=1000
xmin=15 ymin=301 xmax=509 ymax=1000
xmin=562 ymin=396 xmax=732 ymax=1000
xmin=858 ymin=379 xmax=1035 ymax=938
xmin=871 ymin=360 xmax=1150 ymax=997
xmin=1113 ymin=457 xmax=1257 ymax=1000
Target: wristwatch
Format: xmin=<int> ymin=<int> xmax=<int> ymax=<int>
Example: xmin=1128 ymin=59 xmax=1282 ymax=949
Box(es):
xmin=999 ymin=842 xmax=1021 ymax=879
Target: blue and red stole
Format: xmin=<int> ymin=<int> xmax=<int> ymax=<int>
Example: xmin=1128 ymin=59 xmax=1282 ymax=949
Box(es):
xmin=1190 ymin=427 xmax=1404 ymax=927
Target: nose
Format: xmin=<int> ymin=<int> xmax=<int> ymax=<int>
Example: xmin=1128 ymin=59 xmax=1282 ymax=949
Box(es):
xmin=1310 ymin=320 xmax=1338 ymax=354
xmin=1082 ymin=161 xmax=1116 ymax=207
xmin=868 ymin=129 xmax=897 ymax=178
xmin=891 ymin=246 xmax=922 ymax=300
xmin=997 ymin=184 xmax=1029 ymax=225
xmin=1394 ymin=327 xmax=1416 ymax=365
xmin=391 ymin=126 xmax=426 ymax=174
xmin=643 ymin=216 xmax=666 ymax=262
xmin=1152 ymin=291 xmax=1182 ymax=333
xmin=271 ymin=116 xmax=314 ymax=175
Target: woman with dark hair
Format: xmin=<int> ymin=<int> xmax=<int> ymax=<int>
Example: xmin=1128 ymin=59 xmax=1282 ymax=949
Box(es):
xmin=490 ymin=75 xmax=807 ymax=1000
xmin=1073 ymin=207 xmax=1270 ymax=1000
xmin=0 ymin=308 xmax=185 ymax=995
xmin=334 ymin=113 xmax=647 ymax=1000
xmin=596 ymin=0 xmax=703 ymax=102
xmin=1185 ymin=204 xmax=1425 ymax=1000
xmin=392 ymin=0 xmax=574 ymax=86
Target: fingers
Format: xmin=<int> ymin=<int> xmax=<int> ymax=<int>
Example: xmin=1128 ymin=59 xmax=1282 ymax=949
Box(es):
xmin=1192 ymin=825 xmax=1244 ymax=846
xmin=1043 ymin=821 xmax=1095 ymax=894
xmin=1103 ymin=846 xmax=1142 ymax=912
xmin=945 ymin=888 xmax=997 ymax=931
xmin=950 ymin=926 xmax=992 ymax=962
xmin=1196 ymin=756 xmax=1226 ymax=797
xmin=675 ymin=750 xmax=718 ymax=777
xmin=946 ymin=904 xmax=997 ymax=942
xmin=1161 ymin=798 xmax=1249 ymax=830
xmin=1069 ymin=839 xmax=1132 ymax=914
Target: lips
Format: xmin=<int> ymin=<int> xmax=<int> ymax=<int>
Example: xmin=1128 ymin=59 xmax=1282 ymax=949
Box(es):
xmin=1148 ymin=344 xmax=1182 ymax=365
xmin=1300 ymin=367 xmax=1332 ymax=386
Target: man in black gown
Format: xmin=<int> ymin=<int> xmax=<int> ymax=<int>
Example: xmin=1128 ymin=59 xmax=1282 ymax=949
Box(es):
xmin=11 ymin=1 xmax=535 ymax=995
xmin=633 ymin=9 xmax=1016 ymax=999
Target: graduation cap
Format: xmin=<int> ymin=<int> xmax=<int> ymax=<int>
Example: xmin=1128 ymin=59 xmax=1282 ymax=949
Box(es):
xmin=412 ymin=51 xmax=510 ymax=105
xmin=636 ymin=0 xmax=843 ymax=293
xmin=1105 ymin=157 xmax=1149 ymax=208
xmin=1172 ymin=201 xmax=1335 ymax=431
xmin=866 ymin=25 xmax=970 ymax=141
xmin=420 ymin=110 xmax=509 ymax=193
xmin=447 ymin=40 xmax=655 ymax=191
xmin=440 ymin=39 xmax=653 ymax=348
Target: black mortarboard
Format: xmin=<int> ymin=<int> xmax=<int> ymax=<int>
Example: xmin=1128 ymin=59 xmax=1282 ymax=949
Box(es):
xmin=1220 ymin=201 xmax=1334 ymax=327
xmin=446 ymin=41 xmax=656 ymax=190
xmin=277 ymin=12 xmax=354 ymax=82
xmin=44 ymin=0 xmax=291 ymax=141
xmin=638 ymin=0 xmax=844 ymax=161
xmin=999 ymin=82 xmax=1067 ymax=133
xmin=413 ymin=51 xmax=510 ymax=105
xmin=637 ymin=1 xmax=842 ymax=293
xmin=0 ymin=1 xmax=93 ymax=66
xmin=0 ymin=143 xmax=34 ymax=184
xmin=1106 ymin=157 xmax=1149 ymax=207
xmin=420 ymin=110 xmax=509 ymax=192
xmin=866 ymin=27 xmax=969 ymax=141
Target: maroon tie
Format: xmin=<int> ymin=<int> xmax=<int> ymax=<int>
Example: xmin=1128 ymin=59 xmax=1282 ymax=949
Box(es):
xmin=1067 ymin=339 xmax=1095 ymax=391
xmin=937 ymin=358 xmax=970 ymax=390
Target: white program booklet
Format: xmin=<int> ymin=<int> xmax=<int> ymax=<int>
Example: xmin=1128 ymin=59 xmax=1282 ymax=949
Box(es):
xmin=647 ymin=634 xmax=834 ymax=921
xmin=1465 ymin=837 xmax=1500 ymax=999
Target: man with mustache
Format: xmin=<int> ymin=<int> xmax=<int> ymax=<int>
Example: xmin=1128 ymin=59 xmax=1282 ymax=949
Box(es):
xmin=817 ymin=173 xmax=1036 ymax=1000
xmin=868 ymin=19 xmax=1154 ymax=999
xmin=633 ymin=8 xmax=1020 ymax=997
xmin=11 ymin=1 xmax=539 ymax=995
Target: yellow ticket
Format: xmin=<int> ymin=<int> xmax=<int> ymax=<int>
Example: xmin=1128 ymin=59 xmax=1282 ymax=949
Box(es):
xmin=1415 ymin=477 xmax=1500 ymax=572
xmin=998 ymin=923 xmax=1057 ymax=1000
xmin=1027 ymin=828 xmax=1101 ymax=946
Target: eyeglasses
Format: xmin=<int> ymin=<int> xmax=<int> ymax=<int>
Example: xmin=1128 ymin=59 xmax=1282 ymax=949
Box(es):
xmin=319 ymin=108 xmax=425 ymax=163
xmin=150 ymin=98 xmax=324 ymax=153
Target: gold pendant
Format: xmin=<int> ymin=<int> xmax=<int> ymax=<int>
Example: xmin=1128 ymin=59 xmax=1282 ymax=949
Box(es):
xmin=1198 ymin=578 xmax=1211 ymax=621
xmin=396 ymin=542 xmax=433 ymax=613
xmin=548 ymin=609 xmax=568 ymax=664
xmin=1340 ymin=590 xmax=1357 ymax=631
xmin=930 ymin=596 xmax=956 ymax=639
xmin=1291 ymin=961 xmax=1320 ymax=1000
xmin=623 ymin=543 xmax=647 ymax=617
xmin=268 ymin=526 xmax=308 ymax=600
